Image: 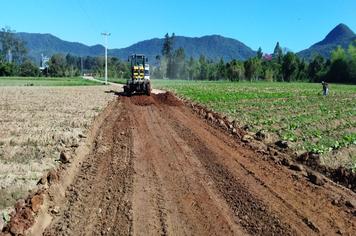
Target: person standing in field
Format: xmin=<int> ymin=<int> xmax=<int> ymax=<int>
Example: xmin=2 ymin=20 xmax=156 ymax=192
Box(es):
xmin=322 ymin=81 xmax=329 ymax=96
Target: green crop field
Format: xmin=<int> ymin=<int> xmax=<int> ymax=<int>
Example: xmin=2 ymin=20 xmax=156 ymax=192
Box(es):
xmin=0 ymin=77 xmax=103 ymax=86
xmin=153 ymin=80 xmax=356 ymax=169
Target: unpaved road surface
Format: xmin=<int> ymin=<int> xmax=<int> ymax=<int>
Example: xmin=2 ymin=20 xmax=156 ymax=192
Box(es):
xmin=41 ymin=93 xmax=355 ymax=236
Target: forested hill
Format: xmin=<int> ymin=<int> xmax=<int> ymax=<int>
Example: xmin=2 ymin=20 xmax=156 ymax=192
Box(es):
xmin=109 ymin=35 xmax=256 ymax=62
xmin=15 ymin=33 xmax=256 ymax=63
xmin=15 ymin=32 xmax=105 ymax=63
xmin=298 ymin=23 xmax=356 ymax=59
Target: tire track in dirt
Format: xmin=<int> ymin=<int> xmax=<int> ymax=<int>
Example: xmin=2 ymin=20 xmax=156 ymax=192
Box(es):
xmin=43 ymin=100 xmax=134 ymax=236
xmin=127 ymin=98 xmax=244 ymax=235
xmin=164 ymin=116 xmax=294 ymax=235
xmin=92 ymin=104 xmax=134 ymax=236
xmin=37 ymin=92 xmax=355 ymax=236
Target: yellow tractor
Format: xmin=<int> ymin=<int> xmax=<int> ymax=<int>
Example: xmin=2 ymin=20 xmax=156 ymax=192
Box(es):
xmin=124 ymin=54 xmax=151 ymax=96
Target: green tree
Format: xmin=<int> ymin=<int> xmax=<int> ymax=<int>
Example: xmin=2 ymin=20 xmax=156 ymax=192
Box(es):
xmin=349 ymin=60 xmax=356 ymax=84
xmin=331 ymin=46 xmax=347 ymax=62
xmin=95 ymin=57 xmax=105 ymax=77
xmin=326 ymin=58 xmax=349 ymax=83
xmin=48 ymin=54 xmax=67 ymax=77
xmin=187 ymin=57 xmax=198 ymax=80
xmin=216 ymin=58 xmax=226 ymax=80
xmin=324 ymin=46 xmax=349 ymax=83
xmin=273 ymin=42 xmax=283 ymax=63
xmin=65 ymin=53 xmax=80 ymax=77
xmin=308 ymin=55 xmax=325 ymax=82
xmin=281 ymin=52 xmax=298 ymax=82
xmin=244 ymin=59 xmax=254 ymax=81
xmin=162 ymin=33 xmax=174 ymax=58
xmin=348 ymin=41 xmax=356 ymax=61
xmin=348 ymin=41 xmax=356 ymax=83
xmin=227 ymin=60 xmax=244 ymax=81
xmin=198 ymin=55 xmax=208 ymax=80
xmin=162 ymin=33 xmax=175 ymax=78
xmin=244 ymin=58 xmax=260 ymax=81
xmin=0 ymin=27 xmax=27 ymax=64
xmin=207 ymin=63 xmax=218 ymax=80
xmin=172 ymin=47 xmax=186 ymax=79
xmin=257 ymin=47 xmax=263 ymax=59
xmin=19 ymin=60 xmax=40 ymax=77
xmin=152 ymin=66 xmax=164 ymax=79
xmin=0 ymin=62 xmax=16 ymax=76
xmin=296 ymin=58 xmax=308 ymax=81
xmin=264 ymin=68 xmax=275 ymax=82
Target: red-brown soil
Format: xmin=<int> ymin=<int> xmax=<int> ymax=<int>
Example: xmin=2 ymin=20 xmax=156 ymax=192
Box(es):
xmin=4 ymin=92 xmax=355 ymax=236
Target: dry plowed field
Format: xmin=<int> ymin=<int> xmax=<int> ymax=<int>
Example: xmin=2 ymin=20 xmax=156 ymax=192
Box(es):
xmin=23 ymin=92 xmax=355 ymax=236
xmin=0 ymin=86 xmax=114 ymax=216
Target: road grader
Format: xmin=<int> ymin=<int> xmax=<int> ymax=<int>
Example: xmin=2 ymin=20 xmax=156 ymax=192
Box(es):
xmin=123 ymin=54 xmax=151 ymax=96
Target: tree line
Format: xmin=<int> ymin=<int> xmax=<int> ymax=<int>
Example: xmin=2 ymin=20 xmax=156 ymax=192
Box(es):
xmin=0 ymin=27 xmax=130 ymax=78
xmin=0 ymin=27 xmax=39 ymax=76
xmin=152 ymin=33 xmax=356 ymax=84
xmin=44 ymin=54 xmax=130 ymax=78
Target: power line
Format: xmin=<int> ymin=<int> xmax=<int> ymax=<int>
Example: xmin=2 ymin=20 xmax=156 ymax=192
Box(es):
xmin=75 ymin=0 xmax=101 ymax=41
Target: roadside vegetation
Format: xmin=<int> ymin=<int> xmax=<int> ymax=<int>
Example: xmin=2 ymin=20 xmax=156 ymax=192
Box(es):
xmin=154 ymin=80 xmax=356 ymax=169
xmin=0 ymin=27 xmax=130 ymax=79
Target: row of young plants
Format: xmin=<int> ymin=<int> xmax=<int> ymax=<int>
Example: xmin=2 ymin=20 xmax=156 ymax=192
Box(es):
xmin=153 ymin=80 xmax=356 ymax=157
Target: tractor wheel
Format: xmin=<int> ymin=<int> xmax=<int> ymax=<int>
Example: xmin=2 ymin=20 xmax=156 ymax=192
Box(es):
xmin=124 ymin=86 xmax=131 ymax=96
xmin=146 ymin=82 xmax=151 ymax=96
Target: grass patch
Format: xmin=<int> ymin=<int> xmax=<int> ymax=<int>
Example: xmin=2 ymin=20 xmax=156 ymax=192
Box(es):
xmin=0 ymin=77 xmax=103 ymax=86
xmin=0 ymin=188 xmax=28 ymax=209
xmin=153 ymin=79 xmax=356 ymax=157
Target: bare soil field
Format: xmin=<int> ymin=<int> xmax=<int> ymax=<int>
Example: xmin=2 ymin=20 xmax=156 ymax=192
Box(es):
xmin=0 ymin=86 xmax=115 ymax=226
xmin=6 ymin=92 xmax=353 ymax=236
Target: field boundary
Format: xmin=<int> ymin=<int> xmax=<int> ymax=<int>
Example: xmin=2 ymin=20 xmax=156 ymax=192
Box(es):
xmin=176 ymin=94 xmax=356 ymax=193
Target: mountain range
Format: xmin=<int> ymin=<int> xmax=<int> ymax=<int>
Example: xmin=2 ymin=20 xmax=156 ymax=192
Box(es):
xmin=15 ymin=33 xmax=256 ymax=64
xmin=14 ymin=23 xmax=356 ymax=64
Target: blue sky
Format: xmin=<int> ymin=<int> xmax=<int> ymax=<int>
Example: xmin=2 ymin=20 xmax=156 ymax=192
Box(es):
xmin=1 ymin=0 xmax=355 ymax=53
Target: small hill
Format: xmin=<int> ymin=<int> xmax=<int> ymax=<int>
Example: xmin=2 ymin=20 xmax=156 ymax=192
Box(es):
xmin=298 ymin=23 xmax=356 ymax=59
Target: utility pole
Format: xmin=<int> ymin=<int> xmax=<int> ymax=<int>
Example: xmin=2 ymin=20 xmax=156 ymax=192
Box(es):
xmin=81 ymin=57 xmax=83 ymax=76
xmin=101 ymin=32 xmax=111 ymax=85
xmin=7 ymin=49 xmax=12 ymax=63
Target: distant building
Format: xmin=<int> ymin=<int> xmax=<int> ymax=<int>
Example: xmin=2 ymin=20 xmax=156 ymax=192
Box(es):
xmin=263 ymin=53 xmax=273 ymax=61
xmin=40 ymin=54 xmax=49 ymax=70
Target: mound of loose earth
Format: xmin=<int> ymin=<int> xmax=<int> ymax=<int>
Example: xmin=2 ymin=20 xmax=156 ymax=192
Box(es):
xmin=154 ymin=91 xmax=183 ymax=106
xmin=129 ymin=92 xmax=183 ymax=107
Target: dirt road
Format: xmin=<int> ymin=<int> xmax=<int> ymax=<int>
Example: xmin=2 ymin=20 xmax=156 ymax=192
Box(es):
xmin=39 ymin=93 xmax=355 ymax=236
